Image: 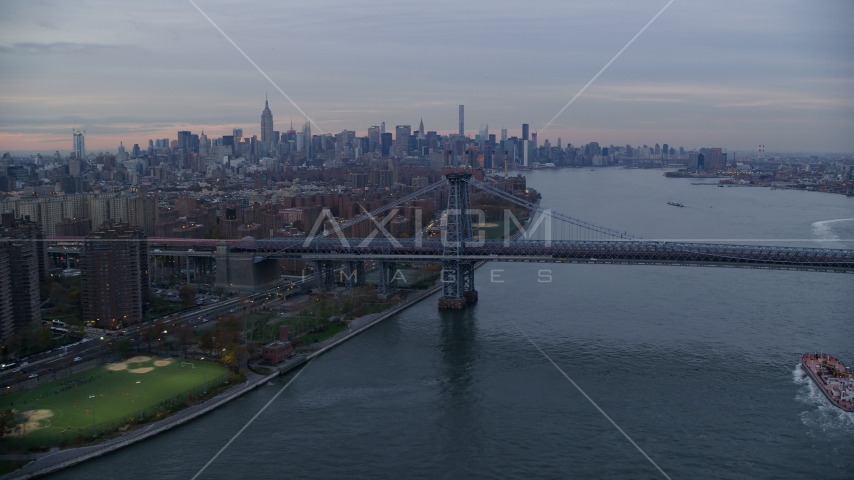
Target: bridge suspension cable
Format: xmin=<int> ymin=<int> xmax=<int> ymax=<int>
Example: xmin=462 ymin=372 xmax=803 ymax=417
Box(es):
xmin=322 ymin=178 xmax=448 ymax=238
xmin=256 ymin=178 xmax=449 ymax=260
xmin=470 ymin=178 xmax=642 ymax=241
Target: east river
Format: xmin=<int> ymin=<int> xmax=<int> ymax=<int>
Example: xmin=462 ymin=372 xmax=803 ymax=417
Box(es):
xmin=53 ymin=168 xmax=854 ymax=479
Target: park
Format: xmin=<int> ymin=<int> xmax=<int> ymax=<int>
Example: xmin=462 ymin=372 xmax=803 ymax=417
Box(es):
xmin=0 ymin=356 xmax=228 ymax=449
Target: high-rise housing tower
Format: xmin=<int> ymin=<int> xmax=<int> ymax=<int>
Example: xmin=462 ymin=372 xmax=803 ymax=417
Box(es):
xmin=73 ymin=130 xmax=85 ymax=159
xmin=81 ymin=223 xmax=148 ymax=328
xmin=0 ymin=218 xmax=46 ymax=342
xmin=459 ymin=105 xmax=465 ymax=136
xmin=261 ymin=96 xmax=274 ymax=145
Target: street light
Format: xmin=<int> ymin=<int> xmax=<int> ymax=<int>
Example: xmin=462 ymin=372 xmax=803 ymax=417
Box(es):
xmin=136 ymin=381 xmax=142 ymax=422
xmin=89 ymin=394 xmax=96 ymax=437
xmin=201 ymin=358 xmax=207 ymax=393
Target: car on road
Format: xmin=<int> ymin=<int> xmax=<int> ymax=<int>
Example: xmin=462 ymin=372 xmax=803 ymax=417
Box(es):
xmin=20 ymin=362 xmax=28 ymax=367
xmin=74 ymin=357 xmax=82 ymax=362
xmin=28 ymin=373 xmax=38 ymax=379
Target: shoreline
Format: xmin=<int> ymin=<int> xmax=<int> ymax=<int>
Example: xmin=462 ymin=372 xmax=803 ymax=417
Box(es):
xmin=1 ymin=280 xmax=445 ymax=480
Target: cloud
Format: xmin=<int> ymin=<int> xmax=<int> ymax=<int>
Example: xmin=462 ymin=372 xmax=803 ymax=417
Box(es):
xmin=0 ymin=42 xmax=121 ymax=55
xmin=0 ymin=0 xmax=852 ymax=152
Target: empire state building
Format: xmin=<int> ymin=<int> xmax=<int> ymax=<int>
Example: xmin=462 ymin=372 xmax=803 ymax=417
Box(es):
xmin=261 ymin=97 xmax=274 ymax=145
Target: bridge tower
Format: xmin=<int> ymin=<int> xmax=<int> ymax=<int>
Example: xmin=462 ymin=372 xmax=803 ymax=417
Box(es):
xmin=377 ymin=261 xmax=399 ymax=298
xmin=314 ymin=260 xmax=336 ymax=291
xmin=344 ymin=261 xmax=366 ymax=289
xmin=439 ymin=172 xmax=477 ymax=309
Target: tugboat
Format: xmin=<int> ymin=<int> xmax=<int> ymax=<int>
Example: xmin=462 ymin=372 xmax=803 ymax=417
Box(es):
xmin=667 ymin=201 xmax=684 ymax=207
xmin=801 ymin=353 xmax=854 ymax=412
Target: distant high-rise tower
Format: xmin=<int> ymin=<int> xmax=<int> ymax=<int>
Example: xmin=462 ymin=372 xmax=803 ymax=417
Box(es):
xmin=261 ymin=96 xmax=274 ymax=145
xmin=394 ymin=125 xmax=411 ymax=157
xmin=522 ymin=124 xmax=529 ymax=141
xmin=419 ymin=118 xmax=425 ymax=137
xmin=459 ymin=105 xmax=464 ymax=136
xmin=73 ymin=130 xmax=85 ymax=159
xmin=501 ymin=128 xmax=507 ymax=142
xmin=303 ymin=121 xmax=312 ymax=156
xmin=177 ymin=131 xmax=192 ymax=153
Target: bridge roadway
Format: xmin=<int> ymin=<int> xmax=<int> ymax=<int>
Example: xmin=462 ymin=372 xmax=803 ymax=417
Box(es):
xmin=228 ymin=238 xmax=854 ymax=273
xmin=47 ymin=236 xmax=854 ymax=273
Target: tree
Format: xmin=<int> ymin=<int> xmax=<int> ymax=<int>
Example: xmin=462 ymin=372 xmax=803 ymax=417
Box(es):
xmin=176 ymin=324 xmax=194 ymax=356
xmin=179 ymin=285 xmax=196 ymax=307
xmin=117 ymin=339 xmax=133 ymax=356
xmin=66 ymin=288 xmax=80 ymax=307
xmin=0 ymin=409 xmax=21 ymax=438
xmin=199 ymin=330 xmax=214 ymax=356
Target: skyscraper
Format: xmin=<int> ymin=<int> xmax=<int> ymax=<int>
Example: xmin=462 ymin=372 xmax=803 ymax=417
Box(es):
xmin=394 ymin=125 xmax=411 ymax=157
xmin=301 ymin=121 xmax=312 ymax=158
xmin=381 ymin=132 xmax=392 ymax=156
xmin=522 ymin=124 xmax=529 ymax=141
xmin=368 ymin=126 xmax=381 ymax=152
xmin=419 ymin=118 xmax=425 ymax=137
xmin=459 ymin=105 xmax=464 ymax=136
xmin=261 ymin=96 xmax=274 ymax=145
xmin=199 ymin=131 xmax=210 ymax=156
xmin=177 ymin=131 xmax=192 ymax=153
xmin=73 ymin=130 xmax=85 ymax=159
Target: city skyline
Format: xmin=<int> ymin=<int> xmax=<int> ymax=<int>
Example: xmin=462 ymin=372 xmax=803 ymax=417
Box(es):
xmin=1 ymin=0 xmax=853 ymax=153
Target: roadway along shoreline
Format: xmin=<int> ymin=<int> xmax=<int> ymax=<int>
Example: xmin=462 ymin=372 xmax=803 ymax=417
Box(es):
xmin=0 ymin=282 xmax=445 ymax=480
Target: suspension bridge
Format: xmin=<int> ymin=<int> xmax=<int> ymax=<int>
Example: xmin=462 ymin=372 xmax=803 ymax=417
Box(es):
xmin=49 ymin=170 xmax=854 ymax=309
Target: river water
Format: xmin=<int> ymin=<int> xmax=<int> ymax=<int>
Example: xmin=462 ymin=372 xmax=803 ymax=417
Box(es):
xmin=53 ymin=168 xmax=854 ymax=479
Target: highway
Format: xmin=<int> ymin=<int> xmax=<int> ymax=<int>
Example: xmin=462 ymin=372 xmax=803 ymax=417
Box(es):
xmin=0 ymin=277 xmax=314 ymax=389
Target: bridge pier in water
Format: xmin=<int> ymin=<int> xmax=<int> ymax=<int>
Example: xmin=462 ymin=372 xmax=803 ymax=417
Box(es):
xmin=439 ymin=172 xmax=478 ymax=310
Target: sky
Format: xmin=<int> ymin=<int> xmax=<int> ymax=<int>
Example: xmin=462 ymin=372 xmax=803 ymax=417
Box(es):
xmin=1 ymin=0 xmax=853 ymax=154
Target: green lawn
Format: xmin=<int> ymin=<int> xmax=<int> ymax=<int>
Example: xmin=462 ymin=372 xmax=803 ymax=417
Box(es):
xmin=0 ymin=357 xmax=228 ymax=448
xmin=297 ymin=322 xmax=349 ymax=346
